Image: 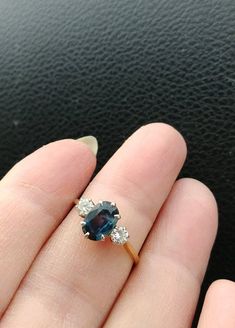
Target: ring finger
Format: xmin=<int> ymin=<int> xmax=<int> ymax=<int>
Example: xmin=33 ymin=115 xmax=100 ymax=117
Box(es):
xmin=2 ymin=123 xmax=187 ymax=328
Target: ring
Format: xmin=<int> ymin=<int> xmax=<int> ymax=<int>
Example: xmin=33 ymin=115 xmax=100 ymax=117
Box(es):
xmin=74 ymin=198 xmax=140 ymax=265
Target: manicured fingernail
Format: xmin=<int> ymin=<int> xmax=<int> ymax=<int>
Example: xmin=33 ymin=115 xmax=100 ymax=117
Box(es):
xmin=77 ymin=136 xmax=98 ymax=156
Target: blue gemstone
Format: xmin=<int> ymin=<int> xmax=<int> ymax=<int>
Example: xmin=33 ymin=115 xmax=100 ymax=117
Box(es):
xmin=82 ymin=201 xmax=119 ymax=241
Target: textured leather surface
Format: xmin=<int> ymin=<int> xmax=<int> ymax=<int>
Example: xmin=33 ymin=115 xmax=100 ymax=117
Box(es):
xmin=0 ymin=0 xmax=234 ymax=325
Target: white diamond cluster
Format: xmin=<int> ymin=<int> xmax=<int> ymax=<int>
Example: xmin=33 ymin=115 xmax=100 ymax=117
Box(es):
xmin=75 ymin=198 xmax=94 ymax=217
xmin=110 ymin=226 xmax=129 ymax=245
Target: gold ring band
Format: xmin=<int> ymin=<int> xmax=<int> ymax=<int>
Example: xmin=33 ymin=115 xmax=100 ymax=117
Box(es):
xmin=123 ymin=241 xmax=140 ymax=264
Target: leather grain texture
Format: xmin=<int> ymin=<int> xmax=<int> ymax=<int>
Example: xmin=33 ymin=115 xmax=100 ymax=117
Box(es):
xmin=0 ymin=0 xmax=234 ymax=325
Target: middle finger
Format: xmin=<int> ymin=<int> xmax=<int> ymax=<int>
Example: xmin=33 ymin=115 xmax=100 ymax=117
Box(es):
xmin=2 ymin=123 xmax=187 ymax=328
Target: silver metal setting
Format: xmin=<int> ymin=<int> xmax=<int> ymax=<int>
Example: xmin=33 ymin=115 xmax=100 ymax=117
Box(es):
xmin=110 ymin=226 xmax=129 ymax=245
xmin=76 ymin=198 xmax=95 ymax=217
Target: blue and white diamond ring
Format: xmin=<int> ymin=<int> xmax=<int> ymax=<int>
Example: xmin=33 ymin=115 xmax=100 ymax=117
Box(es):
xmin=74 ymin=198 xmax=140 ymax=264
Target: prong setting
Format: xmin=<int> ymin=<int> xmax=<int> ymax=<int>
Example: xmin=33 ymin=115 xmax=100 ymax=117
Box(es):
xmin=110 ymin=226 xmax=129 ymax=245
xmin=76 ymin=198 xmax=95 ymax=217
xmin=79 ymin=199 xmax=121 ymax=241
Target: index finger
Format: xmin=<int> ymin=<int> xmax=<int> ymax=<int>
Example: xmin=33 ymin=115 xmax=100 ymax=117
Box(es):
xmin=0 ymin=138 xmax=96 ymax=315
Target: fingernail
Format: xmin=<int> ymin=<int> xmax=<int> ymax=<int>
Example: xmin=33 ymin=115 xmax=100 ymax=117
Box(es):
xmin=77 ymin=136 xmax=98 ymax=156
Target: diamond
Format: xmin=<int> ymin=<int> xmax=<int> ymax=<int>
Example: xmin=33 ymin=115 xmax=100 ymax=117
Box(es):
xmin=75 ymin=198 xmax=95 ymax=217
xmin=110 ymin=226 xmax=129 ymax=245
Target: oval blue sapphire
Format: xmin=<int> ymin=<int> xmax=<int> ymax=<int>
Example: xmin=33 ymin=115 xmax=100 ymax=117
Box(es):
xmin=82 ymin=201 xmax=119 ymax=241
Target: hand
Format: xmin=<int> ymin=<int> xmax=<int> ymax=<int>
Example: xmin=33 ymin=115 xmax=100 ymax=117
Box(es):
xmin=0 ymin=123 xmax=234 ymax=328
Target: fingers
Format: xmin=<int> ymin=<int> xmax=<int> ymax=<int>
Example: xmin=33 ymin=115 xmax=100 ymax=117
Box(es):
xmin=0 ymin=139 xmax=96 ymax=316
xmin=1 ymin=123 xmax=187 ymax=327
xmin=197 ymin=280 xmax=235 ymax=328
xmin=104 ymin=178 xmax=218 ymax=328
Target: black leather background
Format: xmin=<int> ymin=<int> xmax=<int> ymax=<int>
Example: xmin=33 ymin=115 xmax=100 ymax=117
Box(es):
xmin=0 ymin=0 xmax=234 ymax=326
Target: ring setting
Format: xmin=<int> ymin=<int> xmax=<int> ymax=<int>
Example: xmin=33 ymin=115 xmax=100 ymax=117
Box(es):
xmin=75 ymin=198 xmax=139 ymax=264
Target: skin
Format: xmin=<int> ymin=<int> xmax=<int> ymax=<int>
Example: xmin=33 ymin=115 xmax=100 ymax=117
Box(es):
xmin=0 ymin=123 xmax=234 ymax=327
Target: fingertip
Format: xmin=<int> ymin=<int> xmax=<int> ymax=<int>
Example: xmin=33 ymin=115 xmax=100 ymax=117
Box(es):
xmin=198 ymin=279 xmax=235 ymax=327
xmin=41 ymin=138 xmax=97 ymax=163
xmin=2 ymin=138 xmax=97 ymax=195
xmin=76 ymin=135 xmax=98 ymax=156
xmin=207 ymin=279 xmax=235 ymax=299
xmin=137 ymin=122 xmax=187 ymax=163
xmin=175 ymin=178 xmax=218 ymax=239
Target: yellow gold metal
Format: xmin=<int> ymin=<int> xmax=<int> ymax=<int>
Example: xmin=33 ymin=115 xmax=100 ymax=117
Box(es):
xmin=123 ymin=241 xmax=140 ymax=265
